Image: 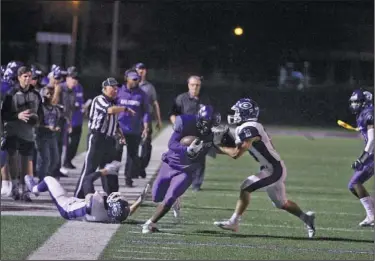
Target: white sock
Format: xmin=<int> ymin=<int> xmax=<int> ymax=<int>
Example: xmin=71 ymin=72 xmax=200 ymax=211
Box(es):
xmin=229 ymin=213 xmax=241 ymax=223
xmin=145 ymin=219 xmax=153 ymax=225
xmin=2 ymin=180 xmax=8 ymax=188
xmin=360 ymin=196 xmax=374 ymax=218
xmin=32 ymin=186 xmax=39 ymax=193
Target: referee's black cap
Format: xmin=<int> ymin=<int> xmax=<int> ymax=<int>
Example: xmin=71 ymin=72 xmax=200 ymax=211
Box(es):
xmin=102 ymin=77 xmax=119 ymax=88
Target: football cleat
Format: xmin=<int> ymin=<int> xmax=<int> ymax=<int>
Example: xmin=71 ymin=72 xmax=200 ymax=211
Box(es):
xmin=359 ymin=216 xmax=374 ymax=227
xmin=213 ymin=220 xmax=239 ymax=232
xmin=142 ymin=222 xmax=159 ymax=234
xmin=305 ymin=211 xmax=316 ymax=238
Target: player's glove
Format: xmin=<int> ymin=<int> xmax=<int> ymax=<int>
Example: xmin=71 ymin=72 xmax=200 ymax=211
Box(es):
xmin=212 ymin=124 xmax=229 ymax=146
xmin=351 ymin=151 xmax=370 ymax=170
xmin=187 ymin=138 xmax=203 ymax=159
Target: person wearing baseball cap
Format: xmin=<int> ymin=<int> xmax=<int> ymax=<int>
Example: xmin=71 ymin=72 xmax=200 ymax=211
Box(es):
xmin=134 ymin=62 xmax=163 ymax=179
xmin=74 ymin=77 xmax=135 ymax=198
xmin=63 ymin=67 xmax=89 ymax=170
xmin=115 ymin=69 xmax=150 ymax=187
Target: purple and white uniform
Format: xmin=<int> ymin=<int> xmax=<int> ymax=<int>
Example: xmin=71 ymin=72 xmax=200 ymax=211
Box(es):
xmin=348 ymin=106 xmax=374 ymax=191
xmin=234 ymin=121 xmax=288 ymax=208
xmin=152 ymin=114 xmax=213 ymax=207
xmin=37 ymin=176 xmax=109 ymax=222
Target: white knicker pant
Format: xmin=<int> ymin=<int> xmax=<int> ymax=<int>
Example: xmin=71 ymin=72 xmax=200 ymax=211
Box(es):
xmin=244 ymin=161 xmax=287 ymax=208
xmin=42 ymin=176 xmax=87 ymax=220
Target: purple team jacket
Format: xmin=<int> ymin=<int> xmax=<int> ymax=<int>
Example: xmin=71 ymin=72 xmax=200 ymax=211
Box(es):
xmin=116 ymin=84 xmax=150 ymax=135
xmin=71 ymin=84 xmax=84 ymax=127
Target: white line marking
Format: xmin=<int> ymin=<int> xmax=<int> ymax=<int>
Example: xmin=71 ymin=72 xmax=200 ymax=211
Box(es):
xmin=112 ymin=256 xmax=171 ymax=260
xmin=28 ymin=222 xmax=120 ymax=260
xmin=116 ymin=250 xmax=169 ymax=254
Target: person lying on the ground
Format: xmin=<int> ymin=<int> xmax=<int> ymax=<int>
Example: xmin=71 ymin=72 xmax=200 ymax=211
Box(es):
xmin=24 ymin=164 xmax=150 ymax=223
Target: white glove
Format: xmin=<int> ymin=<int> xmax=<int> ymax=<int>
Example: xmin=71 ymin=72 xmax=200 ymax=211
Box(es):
xmin=187 ymin=138 xmax=203 ymax=159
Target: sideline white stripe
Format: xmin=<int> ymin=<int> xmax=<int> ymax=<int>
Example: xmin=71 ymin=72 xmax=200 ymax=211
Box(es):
xmin=28 ymin=222 xmax=120 ymax=260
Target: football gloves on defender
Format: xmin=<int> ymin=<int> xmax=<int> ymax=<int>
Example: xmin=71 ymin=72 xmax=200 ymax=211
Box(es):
xmin=352 ymin=151 xmax=370 ymax=171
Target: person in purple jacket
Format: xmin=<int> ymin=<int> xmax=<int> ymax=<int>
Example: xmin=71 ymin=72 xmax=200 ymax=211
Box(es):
xmin=142 ymin=105 xmax=221 ymax=234
xmin=116 ymin=69 xmax=150 ymax=187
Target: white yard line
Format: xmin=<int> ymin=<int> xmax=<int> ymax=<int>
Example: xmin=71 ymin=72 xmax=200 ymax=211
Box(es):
xmin=26 ymin=126 xmax=173 ymax=260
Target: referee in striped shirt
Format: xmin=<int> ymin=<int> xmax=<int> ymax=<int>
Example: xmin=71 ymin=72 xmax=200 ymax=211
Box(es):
xmin=74 ymin=78 xmax=135 ymax=199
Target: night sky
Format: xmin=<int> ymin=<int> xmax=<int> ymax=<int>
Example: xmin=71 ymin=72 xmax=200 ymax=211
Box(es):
xmin=1 ymin=0 xmax=374 ymax=70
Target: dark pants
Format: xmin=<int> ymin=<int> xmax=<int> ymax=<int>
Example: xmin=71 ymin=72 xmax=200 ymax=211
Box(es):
xmin=140 ymin=124 xmax=153 ymax=175
xmin=192 ymin=157 xmax=206 ymax=190
xmin=64 ymin=125 xmax=82 ymax=165
xmin=32 ymin=143 xmax=37 ymax=175
xmin=116 ymin=134 xmax=141 ymax=186
xmin=54 ymin=119 xmax=67 ymax=174
xmin=82 ymin=171 xmax=119 ymax=196
xmin=74 ymin=132 xmax=117 ymax=198
xmin=36 ymin=135 xmax=59 ymax=179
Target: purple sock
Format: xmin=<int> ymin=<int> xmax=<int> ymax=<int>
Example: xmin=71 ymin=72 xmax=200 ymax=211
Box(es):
xmin=37 ymin=180 xmax=48 ymax=192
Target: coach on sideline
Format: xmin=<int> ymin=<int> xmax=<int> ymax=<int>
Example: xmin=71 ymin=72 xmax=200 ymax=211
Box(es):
xmin=74 ymin=77 xmax=135 ymax=199
xmin=169 ymin=75 xmax=211 ymax=191
xmin=135 ymin=62 xmax=163 ymax=179
xmin=116 ymin=69 xmax=150 ymax=187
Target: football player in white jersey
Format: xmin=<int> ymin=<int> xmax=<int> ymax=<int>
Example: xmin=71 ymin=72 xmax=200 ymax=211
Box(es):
xmin=24 ymin=161 xmax=149 ymax=223
xmin=212 ymin=98 xmax=316 ymax=238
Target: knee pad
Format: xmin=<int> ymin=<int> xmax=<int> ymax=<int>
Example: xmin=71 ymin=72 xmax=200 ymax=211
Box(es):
xmin=240 ymin=175 xmax=260 ymax=192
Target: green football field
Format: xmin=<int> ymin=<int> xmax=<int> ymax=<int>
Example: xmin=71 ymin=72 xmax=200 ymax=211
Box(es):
xmin=101 ymin=135 xmax=374 ymax=260
xmin=1 ymin=134 xmax=374 ymax=260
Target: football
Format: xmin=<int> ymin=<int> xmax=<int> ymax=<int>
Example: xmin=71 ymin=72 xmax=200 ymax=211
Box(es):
xmin=180 ymin=136 xmax=198 ymax=146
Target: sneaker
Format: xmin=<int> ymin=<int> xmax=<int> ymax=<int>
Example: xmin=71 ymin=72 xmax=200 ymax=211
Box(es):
xmin=11 ymin=185 xmax=20 ymax=201
xmin=24 ymin=175 xmax=39 ymax=197
xmin=139 ymin=170 xmax=147 ymax=179
xmin=56 ymin=171 xmax=69 ymax=178
xmin=305 ymin=211 xmax=316 ymax=238
xmin=213 ymin=220 xmax=239 ymax=232
xmin=172 ymin=198 xmax=181 ymax=219
xmin=63 ymin=162 xmax=76 ymax=169
xmin=359 ymin=216 xmax=374 ymax=227
xmin=104 ymin=161 xmax=122 ymax=175
xmin=142 ymin=222 xmax=159 ymax=234
xmin=21 ymin=192 xmax=32 ymax=202
xmin=1 ymin=181 xmax=13 ymax=197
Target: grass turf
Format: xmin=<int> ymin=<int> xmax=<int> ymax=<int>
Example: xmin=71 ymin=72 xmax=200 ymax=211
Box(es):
xmin=0 ymin=216 xmax=65 ymax=260
xmin=100 ymin=135 xmax=375 ymax=260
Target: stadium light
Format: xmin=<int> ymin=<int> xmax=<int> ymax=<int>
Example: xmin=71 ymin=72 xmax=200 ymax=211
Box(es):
xmin=234 ymin=26 xmax=243 ymax=36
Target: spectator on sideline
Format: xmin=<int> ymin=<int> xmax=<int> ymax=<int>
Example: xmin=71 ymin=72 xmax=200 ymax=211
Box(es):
xmin=169 ymin=75 xmax=211 ymax=191
xmin=135 ymin=62 xmax=163 ymax=178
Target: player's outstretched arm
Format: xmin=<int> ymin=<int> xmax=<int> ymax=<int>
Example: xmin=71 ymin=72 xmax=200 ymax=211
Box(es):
xmin=129 ymin=184 xmax=150 ymax=216
xmin=216 ymin=136 xmax=260 ymax=159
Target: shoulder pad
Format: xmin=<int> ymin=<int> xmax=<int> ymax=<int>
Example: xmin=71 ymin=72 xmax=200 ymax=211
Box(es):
xmin=238 ymin=125 xmax=260 ymax=142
